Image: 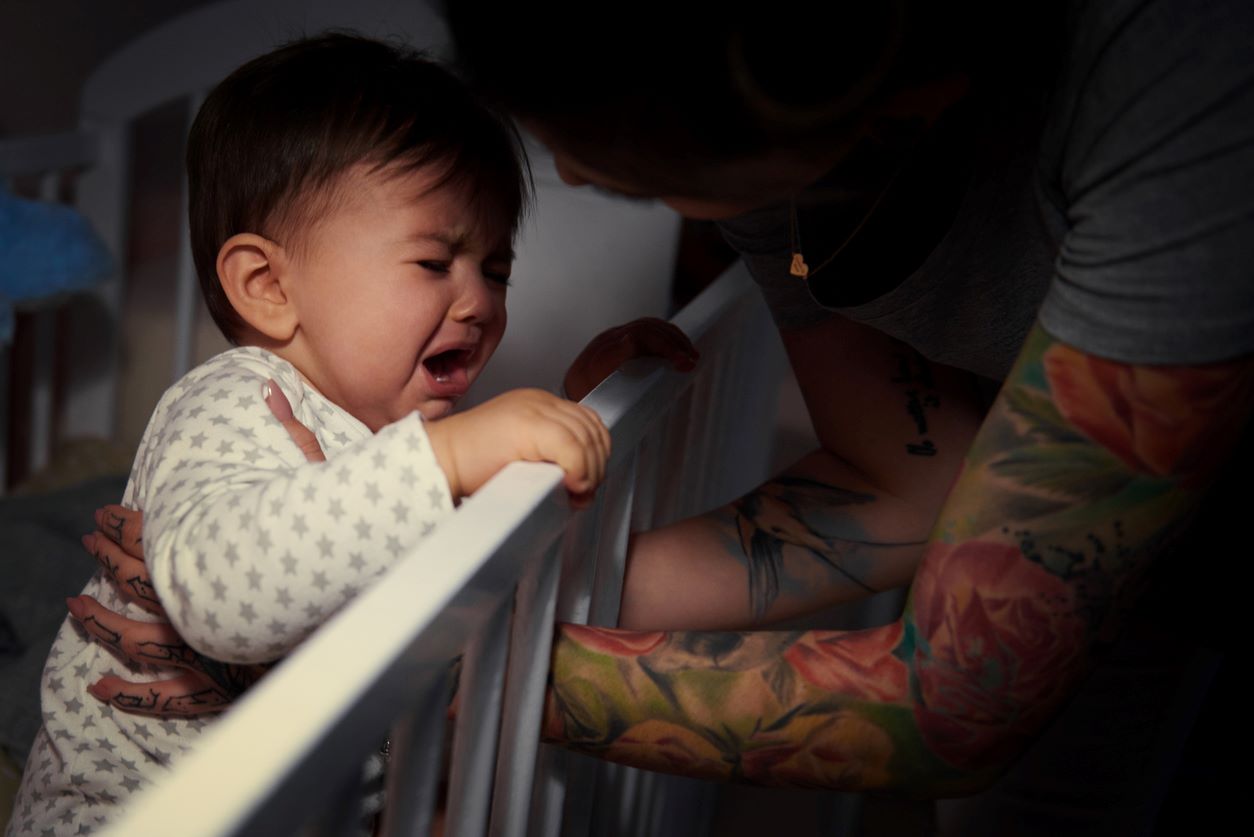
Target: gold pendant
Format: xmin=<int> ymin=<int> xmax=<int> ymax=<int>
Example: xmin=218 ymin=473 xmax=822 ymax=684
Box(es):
xmin=789 ymin=252 xmax=809 ymax=279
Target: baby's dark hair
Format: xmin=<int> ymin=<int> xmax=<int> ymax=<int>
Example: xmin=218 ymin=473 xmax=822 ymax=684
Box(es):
xmin=187 ymin=32 xmax=529 ymax=341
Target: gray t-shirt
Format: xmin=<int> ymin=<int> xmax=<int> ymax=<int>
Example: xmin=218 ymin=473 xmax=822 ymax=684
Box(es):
xmin=720 ymin=0 xmax=1254 ymax=376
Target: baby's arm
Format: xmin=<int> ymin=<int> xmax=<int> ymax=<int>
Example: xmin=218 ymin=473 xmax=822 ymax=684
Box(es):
xmin=144 ymin=357 xmax=609 ymax=666
xmin=142 ymin=360 xmax=453 ymax=665
xmin=423 ymin=388 xmax=610 ymax=503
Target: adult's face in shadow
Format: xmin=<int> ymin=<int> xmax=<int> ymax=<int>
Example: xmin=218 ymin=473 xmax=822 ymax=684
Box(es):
xmin=445 ymin=2 xmax=978 ymax=220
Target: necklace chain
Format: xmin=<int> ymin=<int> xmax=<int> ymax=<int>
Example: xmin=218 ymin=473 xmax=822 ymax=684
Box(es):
xmin=788 ymin=159 xmax=909 ymax=281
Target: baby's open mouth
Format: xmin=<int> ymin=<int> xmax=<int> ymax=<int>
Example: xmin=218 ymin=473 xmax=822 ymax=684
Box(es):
xmin=423 ymin=348 xmax=473 ymax=385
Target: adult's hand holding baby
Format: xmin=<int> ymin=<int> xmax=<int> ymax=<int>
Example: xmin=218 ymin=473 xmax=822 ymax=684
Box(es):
xmin=69 ymin=505 xmax=267 ymax=716
xmin=70 ymin=380 xmax=314 ymax=716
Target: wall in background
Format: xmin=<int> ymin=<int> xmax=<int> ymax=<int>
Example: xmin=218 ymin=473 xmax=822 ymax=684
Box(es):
xmin=0 ymin=1 xmax=217 ymax=137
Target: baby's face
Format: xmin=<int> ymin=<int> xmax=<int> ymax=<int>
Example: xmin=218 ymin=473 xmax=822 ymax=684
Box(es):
xmin=284 ymin=164 xmax=511 ymax=430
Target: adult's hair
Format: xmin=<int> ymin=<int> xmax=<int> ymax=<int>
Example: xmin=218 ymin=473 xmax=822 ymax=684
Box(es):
xmin=445 ymin=1 xmax=1060 ymax=196
xmin=188 ymin=32 xmax=529 ymax=341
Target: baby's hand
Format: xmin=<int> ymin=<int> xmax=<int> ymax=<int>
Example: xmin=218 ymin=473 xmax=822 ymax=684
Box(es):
xmin=564 ymin=318 xmax=698 ymax=402
xmin=426 ymin=388 xmax=610 ymax=504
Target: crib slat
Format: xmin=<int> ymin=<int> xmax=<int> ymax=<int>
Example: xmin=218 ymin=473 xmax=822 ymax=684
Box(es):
xmin=307 ymin=769 xmax=367 ymax=837
xmin=446 ymin=599 xmax=513 ymax=837
xmin=380 ymin=669 xmax=455 ymax=837
xmin=553 ymin=493 xmax=603 ymax=628
xmin=528 ymin=452 xmax=637 ymax=837
xmin=0 ymin=345 xmax=9 ymax=492
xmin=615 ymin=764 xmax=640 ymax=836
xmin=62 ymin=124 xmax=129 ymax=442
xmin=28 ymin=308 xmax=56 ymax=476
xmin=715 ymin=291 xmax=782 ymax=500
xmin=173 ymin=93 xmax=205 ymax=381
xmin=489 ymin=541 xmax=562 ymax=837
xmin=584 ymin=451 xmax=637 ymax=628
xmin=524 ymin=746 xmax=569 ymax=837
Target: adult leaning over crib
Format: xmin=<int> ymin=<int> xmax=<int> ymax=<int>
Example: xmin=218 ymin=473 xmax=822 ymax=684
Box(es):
xmin=71 ymin=0 xmax=1254 ymax=833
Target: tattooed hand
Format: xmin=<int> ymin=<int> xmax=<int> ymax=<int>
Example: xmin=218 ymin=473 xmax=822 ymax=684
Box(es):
xmin=72 ymin=379 xmax=324 ymax=716
xmin=82 ymin=506 xmax=163 ymax=617
xmin=74 ymin=504 xmax=268 ymax=714
xmin=66 ymin=592 xmax=265 ymax=716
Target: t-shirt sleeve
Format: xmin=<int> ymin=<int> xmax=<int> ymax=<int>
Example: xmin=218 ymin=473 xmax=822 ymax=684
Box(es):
xmin=139 ymin=358 xmax=454 ymax=664
xmin=1038 ymin=0 xmax=1254 ymax=364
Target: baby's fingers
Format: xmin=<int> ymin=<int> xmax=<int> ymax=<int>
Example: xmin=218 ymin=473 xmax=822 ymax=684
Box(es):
xmin=561 ymin=403 xmax=611 ymax=494
xmin=533 ymin=410 xmax=600 ymax=495
xmin=574 ymin=403 xmax=611 ymax=480
xmin=88 ymin=672 xmax=231 ymax=717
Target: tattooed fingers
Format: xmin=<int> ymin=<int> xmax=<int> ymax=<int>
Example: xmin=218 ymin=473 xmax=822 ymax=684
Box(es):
xmin=68 ymin=596 xmax=263 ymax=716
xmin=88 ymin=673 xmax=230 ymax=717
xmin=66 ymin=596 xmax=188 ymax=669
xmin=94 ymin=505 xmax=145 ymax=558
xmin=81 ymin=532 xmax=166 ymax=618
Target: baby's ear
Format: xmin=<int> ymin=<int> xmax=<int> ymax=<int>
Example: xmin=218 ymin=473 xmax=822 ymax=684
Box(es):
xmin=217 ymin=233 xmax=297 ymax=342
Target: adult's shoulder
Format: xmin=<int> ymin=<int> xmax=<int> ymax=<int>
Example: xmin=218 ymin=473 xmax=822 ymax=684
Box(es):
xmin=1036 ymin=0 xmax=1254 ymax=365
xmin=1041 ymin=0 xmax=1253 ymax=195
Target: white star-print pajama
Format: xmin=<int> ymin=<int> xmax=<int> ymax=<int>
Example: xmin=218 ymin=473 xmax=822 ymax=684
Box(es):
xmin=8 ymin=346 xmax=455 ymax=835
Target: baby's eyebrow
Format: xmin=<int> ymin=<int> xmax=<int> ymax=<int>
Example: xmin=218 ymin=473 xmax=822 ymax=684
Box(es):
xmin=405 ymin=232 xmax=515 ymax=261
xmin=405 ymin=232 xmax=466 ymax=248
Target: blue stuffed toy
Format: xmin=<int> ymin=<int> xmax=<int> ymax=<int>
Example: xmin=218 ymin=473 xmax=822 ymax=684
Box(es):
xmin=0 ymin=184 xmax=114 ymax=344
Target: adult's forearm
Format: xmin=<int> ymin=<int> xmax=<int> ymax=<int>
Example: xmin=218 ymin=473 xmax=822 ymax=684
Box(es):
xmin=545 ymin=325 xmax=1254 ymax=791
xmin=619 ymin=449 xmax=931 ymax=631
xmin=617 ymin=315 xmax=985 ymax=633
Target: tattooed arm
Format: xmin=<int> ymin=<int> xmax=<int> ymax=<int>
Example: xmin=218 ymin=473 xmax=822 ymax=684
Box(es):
xmin=620 ymin=315 xmax=986 ymax=630
xmin=547 ymin=325 xmax=1254 ymax=790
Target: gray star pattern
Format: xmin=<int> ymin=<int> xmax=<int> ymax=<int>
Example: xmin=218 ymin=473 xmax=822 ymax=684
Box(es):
xmin=16 ymin=346 xmax=455 ymax=834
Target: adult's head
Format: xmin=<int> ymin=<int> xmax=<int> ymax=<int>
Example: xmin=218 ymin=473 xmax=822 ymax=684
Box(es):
xmin=446 ymin=1 xmax=1056 ymax=218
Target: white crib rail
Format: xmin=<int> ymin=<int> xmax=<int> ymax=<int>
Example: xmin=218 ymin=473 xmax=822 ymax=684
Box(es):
xmin=100 ymin=263 xmax=784 ymax=837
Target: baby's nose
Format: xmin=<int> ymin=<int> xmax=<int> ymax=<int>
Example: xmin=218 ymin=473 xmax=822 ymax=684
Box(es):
xmin=451 ymin=275 xmax=496 ymax=322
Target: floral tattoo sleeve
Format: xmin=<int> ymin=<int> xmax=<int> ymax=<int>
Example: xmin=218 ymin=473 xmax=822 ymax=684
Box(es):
xmin=543 ymin=324 xmax=1254 ymax=791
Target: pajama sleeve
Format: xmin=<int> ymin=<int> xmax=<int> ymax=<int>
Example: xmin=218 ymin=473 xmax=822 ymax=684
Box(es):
xmin=138 ymin=353 xmax=455 ymax=664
